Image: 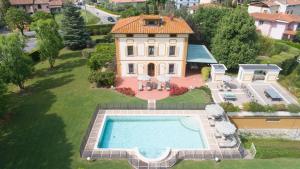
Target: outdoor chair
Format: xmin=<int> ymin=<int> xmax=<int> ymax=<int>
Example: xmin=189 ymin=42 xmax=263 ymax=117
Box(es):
xmin=165 ymin=82 xmax=170 ymax=91
xmin=157 ymin=82 xmax=162 ymax=91
xmin=219 ymin=136 xmax=237 ymax=148
xmin=138 ymin=81 xmax=143 ymax=91
xmin=215 ymin=130 xmax=222 ymax=138
xmin=146 ymin=82 xmax=152 ymax=91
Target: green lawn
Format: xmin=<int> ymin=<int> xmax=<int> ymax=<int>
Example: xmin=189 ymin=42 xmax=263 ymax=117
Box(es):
xmin=279 ymin=65 xmax=300 ymax=102
xmin=157 ymin=87 xmax=213 ymax=105
xmin=54 ymin=10 xmax=100 ymax=27
xmin=173 ymin=158 xmax=300 ymax=169
xmin=0 ymin=48 xmax=143 ymax=169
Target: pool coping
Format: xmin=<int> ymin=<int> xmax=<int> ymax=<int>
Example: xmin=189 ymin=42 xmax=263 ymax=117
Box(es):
xmin=81 ymin=109 xmax=243 ymax=168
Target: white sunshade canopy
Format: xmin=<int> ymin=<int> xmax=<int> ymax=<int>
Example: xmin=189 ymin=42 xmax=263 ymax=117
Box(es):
xmin=137 ymin=74 xmax=151 ymax=81
xmin=222 ymin=75 xmax=232 ymax=83
xmin=157 ymin=74 xmax=170 ymax=82
xmin=205 ymin=104 xmax=224 ymax=117
xmin=215 ymin=121 xmax=237 ymax=136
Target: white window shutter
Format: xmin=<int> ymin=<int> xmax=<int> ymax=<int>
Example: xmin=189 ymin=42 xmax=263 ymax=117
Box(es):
xmin=175 ymin=46 xmax=179 ymax=57
xmin=134 ymin=45 xmax=138 ymax=56
xmin=134 ymin=64 xmax=137 ymax=74
xmin=174 ymin=64 xmax=178 ymax=74
xmin=155 ymin=45 xmax=158 ymax=56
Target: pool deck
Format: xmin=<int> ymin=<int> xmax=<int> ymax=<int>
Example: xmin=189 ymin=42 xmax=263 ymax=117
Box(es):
xmin=81 ymin=110 xmax=243 ymax=169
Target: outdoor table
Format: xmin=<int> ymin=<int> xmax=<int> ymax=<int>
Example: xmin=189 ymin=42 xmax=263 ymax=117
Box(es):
xmin=264 ymin=87 xmax=282 ymax=101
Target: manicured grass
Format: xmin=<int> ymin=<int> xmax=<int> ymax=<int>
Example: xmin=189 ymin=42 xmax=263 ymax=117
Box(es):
xmin=0 ymin=48 xmax=143 ymax=169
xmin=157 ymin=88 xmax=213 ymax=105
xmin=279 ymin=65 xmax=300 ymax=102
xmin=173 ymin=158 xmax=300 ymax=169
xmin=54 ymin=10 xmax=100 ymax=27
xmin=242 ymin=137 xmax=300 ymax=159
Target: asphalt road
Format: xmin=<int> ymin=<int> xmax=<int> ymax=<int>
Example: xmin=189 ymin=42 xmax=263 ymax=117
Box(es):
xmin=81 ymin=5 xmax=119 ymax=24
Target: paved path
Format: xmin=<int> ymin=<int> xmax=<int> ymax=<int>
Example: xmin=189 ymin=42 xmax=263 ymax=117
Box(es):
xmin=81 ymin=5 xmax=119 ymax=24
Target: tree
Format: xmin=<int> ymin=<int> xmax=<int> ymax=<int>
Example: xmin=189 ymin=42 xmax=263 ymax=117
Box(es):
xmin=211 ymin=8 xmax=259 ymax=70
xmin=0 ymin=34 xmax=33 ymax=90
xmin=88 ymin=44 xmax=115 ymax=70
xmin=4 ymin=8 xmax=31 ymax=35
xmin=191 ymin=6 xmax=230 ymax=48
xmin=61 ymin=4 xmax=90 ymax=50
xmin=35 ymin=19 xmax=63 ymax=68
xmin=30 ymin=11 xmax=53 ymax=29
xmin=0 ymin=0 xmax=10 ymax=27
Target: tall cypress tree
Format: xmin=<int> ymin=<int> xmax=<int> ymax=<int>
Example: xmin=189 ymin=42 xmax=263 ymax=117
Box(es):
xmin=61 ymin=4 xmax=90 ymax=50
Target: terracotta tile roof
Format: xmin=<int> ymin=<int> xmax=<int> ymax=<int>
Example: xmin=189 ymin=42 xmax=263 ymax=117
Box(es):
xmin=49 ymin=0 xmax=62 ymax=6
xmin=262 ymin=0 xmax=280 ymax=6
xmin=9 ymin=0 xmax=33 ymax=5
xmin=251 ymin=12 xmax=300 ymax=23
xmin=111 ymin=15 xmax=194 ymax=34
xmin=285 ymin=0 xmax=300 ymax=5
xmin=111 ymin=0 xmax=145 ymax=3
xmin=35 ymin=0 xmax=49 ymax=4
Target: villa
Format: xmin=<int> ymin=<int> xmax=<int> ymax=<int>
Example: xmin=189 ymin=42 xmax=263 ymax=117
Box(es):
xmin=248 ymin=0 xmax=300 ymax=15
xmin=111 ymin=15 xmax=217 ymax=78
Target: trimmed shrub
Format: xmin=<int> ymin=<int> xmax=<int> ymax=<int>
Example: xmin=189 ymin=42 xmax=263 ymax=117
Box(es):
xmin=280 ymin=56 xmax=298 ymax=75
xmin=170 ymin=84 xmax=188 ymax=96
xmin=116 ymin=87 xmax=135 ymax=96
xmin=220 ymin=102 xmax=240 ymax=112
xmin=242 ymin=102 xmax=266 ymax=112
xmin=201 ymin=67 xmax=211 ymax=81
xmin=264 ymin=105 xmax=276 ymax=113
xmin=88 ymin=71 xmax=115 ymax=87
xmin=287 ymin=104 xmax=300 ymax=113
xmin=86 ymin=24 xmax=114 ymax=35
xmin=87 ymin=43 xmax=115 ymax=70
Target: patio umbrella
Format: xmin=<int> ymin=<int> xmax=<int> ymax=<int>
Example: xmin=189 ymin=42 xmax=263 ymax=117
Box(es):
xmin=205 ymin=104 xmax=224 ymax=117
xmin=137 ymin=74 xmax=151 ymax=81
xmin=157 ymin=74 xmax=170 ymax=83
xmin=215 ymin=121 xmax=237 ymax=136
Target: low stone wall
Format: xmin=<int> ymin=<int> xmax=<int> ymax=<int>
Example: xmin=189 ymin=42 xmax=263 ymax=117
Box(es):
xmin=238 ymin=129 xmax=300 ymax=140
xmin=228 ymin=111 xmax=300 ymax=129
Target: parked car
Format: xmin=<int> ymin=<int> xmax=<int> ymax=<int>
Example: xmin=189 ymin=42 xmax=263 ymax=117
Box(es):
xmin=107 ymin=16 xmax=115 ymax=22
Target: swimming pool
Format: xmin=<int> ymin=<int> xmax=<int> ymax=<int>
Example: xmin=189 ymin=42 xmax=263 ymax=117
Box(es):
xmin=97 ymin=115 xmax=208 ymax=159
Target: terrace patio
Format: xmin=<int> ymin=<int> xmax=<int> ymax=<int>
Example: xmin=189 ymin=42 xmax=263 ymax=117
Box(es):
xmin=116 ymin=74 xmax=204 ymax=100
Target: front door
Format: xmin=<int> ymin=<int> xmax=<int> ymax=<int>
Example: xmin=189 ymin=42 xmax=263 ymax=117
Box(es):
xmin=148 ymin=63 xmax=155 ymax=77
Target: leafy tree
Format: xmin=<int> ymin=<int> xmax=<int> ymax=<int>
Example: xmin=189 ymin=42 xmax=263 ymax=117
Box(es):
xmin=0 ymin=70 xmax=7 ymax=114
xmin=88 ymin=44 xmax=115 ymax=70
xmin=30 ymin=11 xmax=53 ymax=29
xmin=0 ymin=34 xmax=33 ymax=90
xmin=61 ymin=4 xmax=90 ymax=50
xmin=211 ymin=8 xmax=258 ymax=70
xmin=35 ymin=19 xmax=63 ymax=68
xmin=4 ymin=8 xmax=31 ymax=35
xmin=0 ymin=0 xmax=10 ymax=27
xmin=191 ymin=6 xmax=230 ymax=48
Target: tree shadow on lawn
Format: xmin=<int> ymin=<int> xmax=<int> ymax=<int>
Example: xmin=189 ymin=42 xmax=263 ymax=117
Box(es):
xmin=0 ymin=75 xmax=75 ymax=169
xmin=34 ymin=57 xmax=86 ymax=78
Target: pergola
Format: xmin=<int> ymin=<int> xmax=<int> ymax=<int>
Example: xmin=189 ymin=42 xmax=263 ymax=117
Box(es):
xmin=237 ymin=64 xmax=282 ymax=83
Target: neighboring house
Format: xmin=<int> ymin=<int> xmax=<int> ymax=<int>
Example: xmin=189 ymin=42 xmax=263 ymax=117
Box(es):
xmin=111 ymin=15 xmax=217 ymax=78
xmin=248 ymin=0 xmax=300 ymax=16
xmin=9 ymin=0 xmax=63 ymax=14
xmin=109 ymin=0 xmax=146 ymax=5
xmin=173 ymin=0 xmax=199 ymax=9
xmin=251 ymin=12 xmax=300 ymax=39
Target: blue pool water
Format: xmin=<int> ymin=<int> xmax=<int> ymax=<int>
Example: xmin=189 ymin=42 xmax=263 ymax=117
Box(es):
xmin=98 ymin=116 xmax=207 ymax=159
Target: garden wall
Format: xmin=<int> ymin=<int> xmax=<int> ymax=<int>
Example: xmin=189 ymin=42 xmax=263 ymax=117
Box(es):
xmin=228 ymin=112 xmax=300 ymax=129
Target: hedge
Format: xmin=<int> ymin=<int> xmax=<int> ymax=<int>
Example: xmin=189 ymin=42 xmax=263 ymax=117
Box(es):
xmin=201 ymin=67 xmax=211 ymax=81
xmin=86 ymin=24 xmax=114 ymax=35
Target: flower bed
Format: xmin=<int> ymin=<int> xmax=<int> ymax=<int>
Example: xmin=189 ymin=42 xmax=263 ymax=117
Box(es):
xmin=169 ymin=84 xmax=188 ymax=96
xmin=116 ymin=87 xmax=135 ymax=96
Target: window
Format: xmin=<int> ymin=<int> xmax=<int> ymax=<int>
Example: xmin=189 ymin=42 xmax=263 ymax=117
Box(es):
xmin=127 ymin=46 xmax=134 ymax=56
xmin=127 ymin=34 xmax=133 ymax=37
xmin=38 ymin=4 xmax=41 ymax=9
xmin=259 ymin=20 xmax=264 ymax=25
xmin=148 ymin=34 xmax=155 ymax=37
xmin=169 ymin=46 xmax=176 ymax=56
xmin=291 ymin=10 xmax=293 ymax=14
xmin=148 ymin=46 xmax=155 ymax=56
xmin=170 ymin=34 xmax=177 ymax=37
xmin=128 ymin=64 xmax=134 ymax=74
xmin=169 ymin=64 xmax=175 ymax=74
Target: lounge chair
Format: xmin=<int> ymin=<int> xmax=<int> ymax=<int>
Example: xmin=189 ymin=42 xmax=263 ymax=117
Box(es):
xmin=209 ymin=118 xmax=215 ymax=127
xmin=138 ymin=81 xmax=143 ymax=91
xmin=215 ymin=130 xmax=222 ymax=138
xmin=219 ymin=136 xmax=237 ymax=148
